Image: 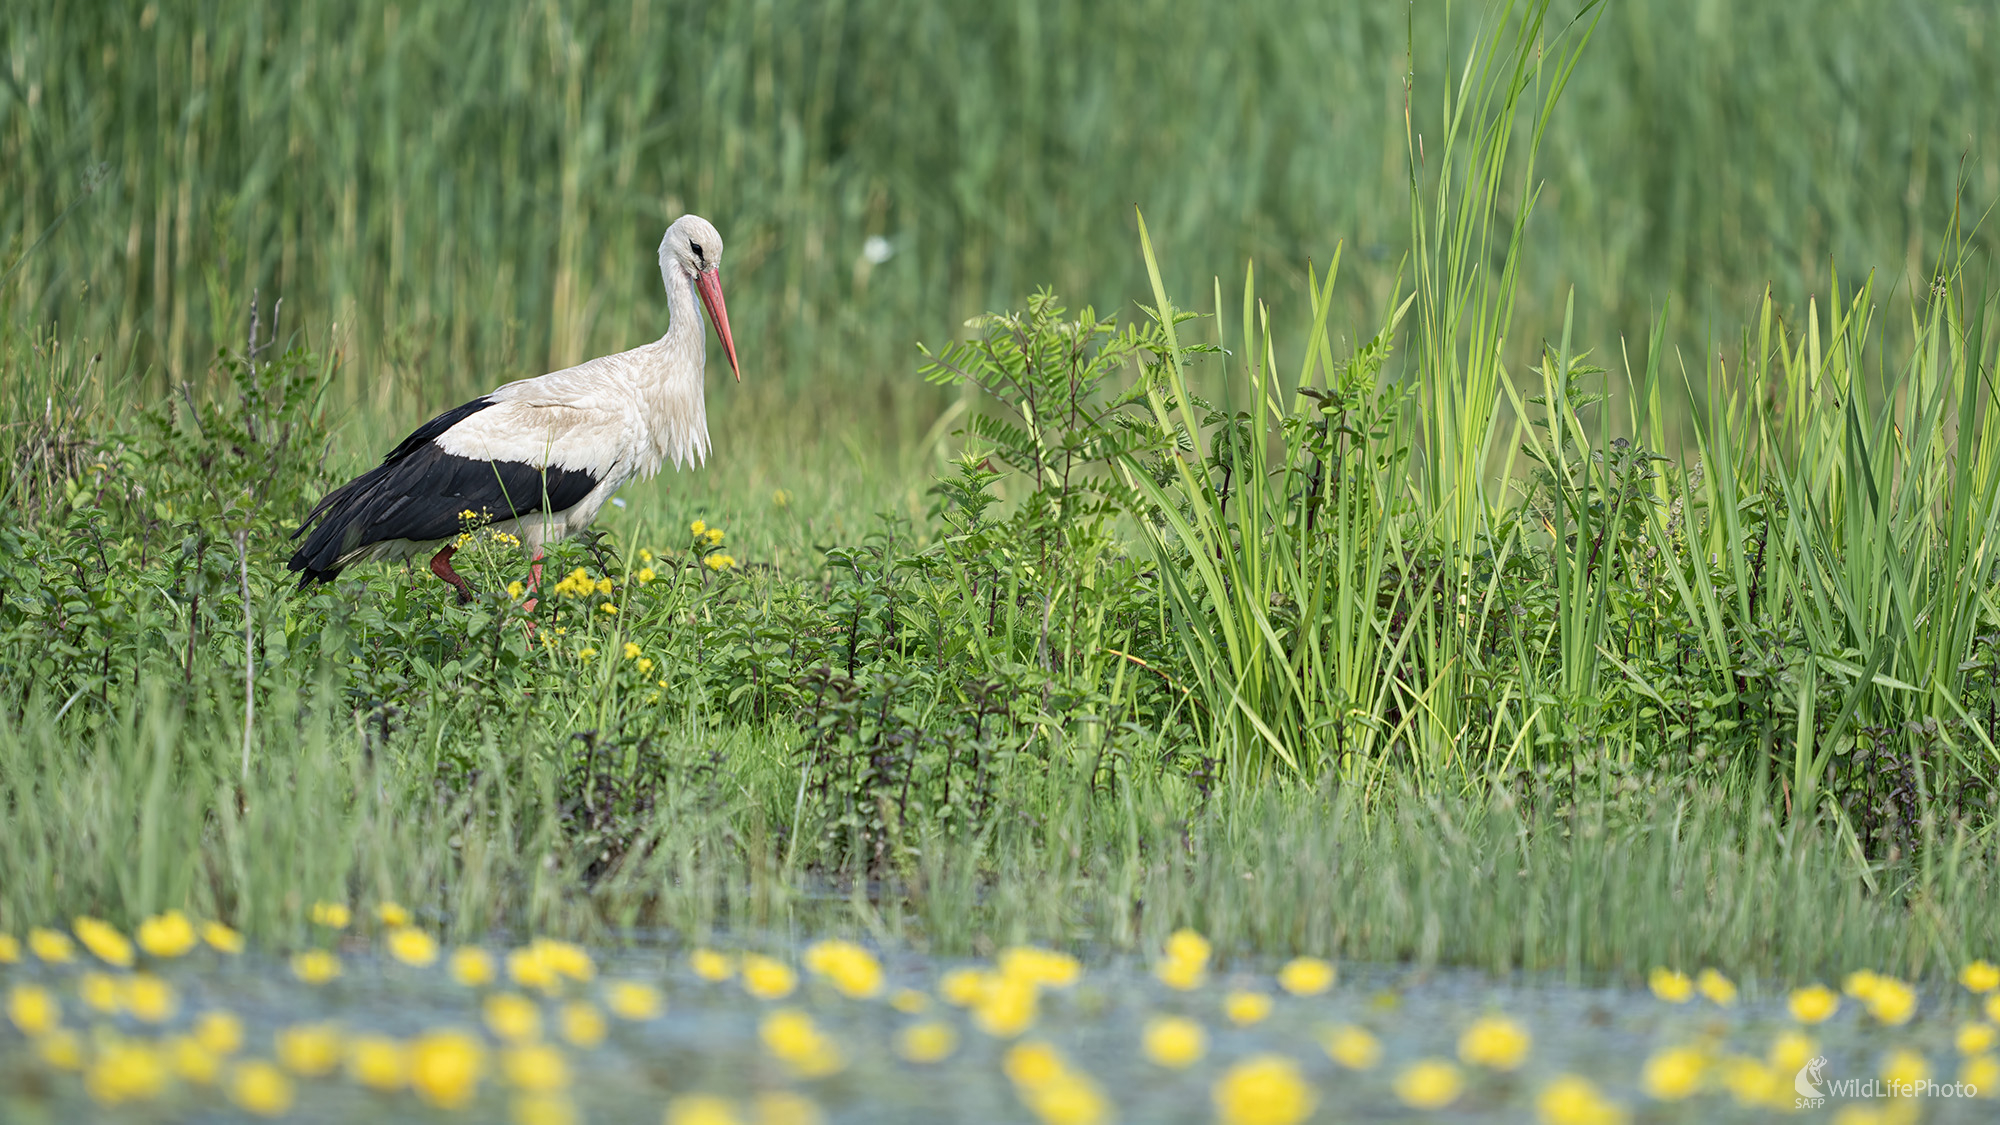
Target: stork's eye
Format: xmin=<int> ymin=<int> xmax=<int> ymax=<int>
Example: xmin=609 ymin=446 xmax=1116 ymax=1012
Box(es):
xmin=691 ymin=243 xmax=705 ymax=262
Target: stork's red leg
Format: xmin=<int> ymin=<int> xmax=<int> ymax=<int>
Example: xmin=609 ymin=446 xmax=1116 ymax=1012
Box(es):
xmin=429 ymin=544 xmax=474 ymax=604
xmin=521 ymin=547 xmax=545 ymax=615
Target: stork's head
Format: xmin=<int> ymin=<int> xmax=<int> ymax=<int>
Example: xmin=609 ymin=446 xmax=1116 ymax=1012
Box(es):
xmin=659 ymin=214 xmax=741 ymax=381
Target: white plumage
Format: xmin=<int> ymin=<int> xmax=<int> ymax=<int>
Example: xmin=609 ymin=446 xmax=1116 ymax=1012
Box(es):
xmin=289 ymin=214 xmax=741 ymax=601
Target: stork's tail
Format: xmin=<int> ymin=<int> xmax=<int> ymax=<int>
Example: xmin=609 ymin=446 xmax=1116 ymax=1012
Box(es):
xmin=287 ymin=476 xmax=372 ymax=589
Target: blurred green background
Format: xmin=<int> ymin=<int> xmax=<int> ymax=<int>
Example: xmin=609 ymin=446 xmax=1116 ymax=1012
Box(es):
xmin=2 ymin=0 xmax=1996 ymax=460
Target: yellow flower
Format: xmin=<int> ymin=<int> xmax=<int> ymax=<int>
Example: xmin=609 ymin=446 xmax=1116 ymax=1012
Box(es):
xmin=347 ymin=1034 xmax=407 ymax=1090
xmin=753 ymin=1091 xmax=825 ymax=1125
xmin=1167 ymin=929 xmax=1210 ymax=964
xmin=637 ymin=567 xmax=657 ymax=584
xmin=1961 ymin=1053 xmax=1999 ymax=1096
xmin=409 ymin=1029 xmax=486 ymax=1109
xmin=1277 ymin=956 xmax=1334 ymax=996
xmin=73 ymin=916 xmax=134 ymax=967
xmin=1394 ymin=1059 xmax=1464 ymax=1110
xmin=135 ymin=910 xmax=199 ymax=958
xmin=291 ymin=948 xmax=341 ymax=984
xmin=168 ymin=1035 xmax=221 ymax=1084
xmin=596 ymin=577 xmax=615 ymax=596
xmin=485 ymin=992 xmax=544 ymax=1042
xmin=1768 ymin=1029 xmax=1817 ymax=1075
xmin=1003 ymin=1041 xmax=1112 ymax=1125
xmin=1695 ymin=968 xmax=1737 ymax=1007
xmin=939 ymin=966 xmax=994 ymax=1006
xmin=1225 ymin=990 xmax=1273 ymax=1026
xmin=760 ymin=1008 xmax=844 ymax=1077
xmin=1717 ymin=1055 xmax=1782 ymax=1107
xmin=1459 ymin=1014 xmax=1532 ymax=1070
xmin=1156 ymin=956 xmax=1206 ymax=991
xmin=1987 ymin=992 xmax=2000 ymax=1025
xmin=450 ymin=946 xmax=497 ymax=986
xmin=275 ymin=1022 xmax=343 ymax=1076
xmin=803 ymin=938 xmax=884 ymax=998
xmin=82 ymin=971 xmax=122 ymax=1013
xmin=773 ymin=490 xmax=792 ymax=507
xmin=691 ymin=520 xmax=707 ymax=536
xmin=231 ymin=1059 xmax=296 ymax=1117
xmin=377 ymin=902 xmax=413 ymax=927
xmin=1789 ymin=983 xmax=1839 ymax=1023
xmin=1141 ymin=1015 xmax=1206 ymax=1069
xmin=605 ymin=980 xmax=665 ymax=1020
xmin=666 ymin=1095 xmax=742 ymax=1125
xmin=7 ymin=983 xmax=59 ymax=1036
xmin=1963 ymin=960 xmax=2000 ymax=994
xmin=202 ymin=920 xmax=245 ymax=954
xmin=509 ymin=580 xmax=527 ymax=600
xmin=741 ymin=954 xmax=798 ymax=1000
xmin=1319 ymin=1023 xmax=1382 ymax=1070
xmin=1844 ymin=969 xmax=1882 ymax=1000
xmin=1536 ymin=1074 xmax=1627 ymax=1125
xmin=38 ymin=1028 xmax=85 ymax=1070
xmin=890 ymin=988 xmax=930 ymax=1014
xmin=388 ymin=926 xmax=439 ymax=967
xmin=29 ymin=926 xmax=75 ymax=963
xmin=194 ymin=1010 xmax=243 ymax=1054
xmin=897 ymin=1019 xmax=959 ymax=1063
xmin=704 ymin=554 xmax=736 ymax=572
xmin=503 ymin=1043 xmax=571 ymax=1092
xmin=515 ymin=1093 xmax=580 ymax=1125
xmin=1958 ymin=1022 xmax=1998 ymax=1055
xmin=690 ymin=948 xmax=737 ymax=981
xmin=123 ymin=973 xmax=178 ymax=1023
xmin=0 ymin=933 xmax=18 ymax=962
xmin=309 ymin=901 xmax=351 ymax=929
xmin=1004 ymin=1040 xmax=1068 ymax=1088
xmin=1647 ymin=967 xmax=1692 ymax=1003
xmin=601 ymin=602 xmax=619 ymax=614
xmin=624 ymin=642 xmax=643 ymax=660
xmin=973 ymin=973 xmax=1040 ymax=1038
xmin=1866 ymin=976 xmax=1918 ymax=1025
xmin=638 ymin=548 xmax=654 ymax=564
xmin=558 ymin=1001 xmax=607 ymax=1048
xmin=706 ymin=527 xmax=724 ymax=545
xmin=999 ymin=946 xmax=1082 ymax=989
xmin=84 ymin=1039 xmax=169 ymax=1104
xmin=1640 ymin=1045 xmax=1706 ymax=1101
xmin=1881 ymin=1047 xmax=1929 ymax=1091
xmin=1213 ymin=1054 xmax=1317 ymax=1125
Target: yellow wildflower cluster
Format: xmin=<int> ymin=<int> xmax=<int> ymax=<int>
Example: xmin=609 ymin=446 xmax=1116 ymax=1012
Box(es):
xmin=551 ymin=567 xmax=614 ymax=599
xmin=690 ymin=947 xmax=736 ymax=981
xmin=1846 ymin=970 xmax=1918 ymax=1025
xmin=1224 ymin=989 xmax=1272 ymax=1026
xmin=666 ymin=1091 xmax=823 ymax=1125
xmin=803 ymin=939 xmax=885 ymax=999
xmin=1458 ymin=1013 xmax=1532 ymax=1070
xmin=741 ymin=953 xmax=799 ymax=1000
xmin=934 ymin=945 xmax=1080 ymax=1039
xmin=507 ymin=938 xmax=595 ymax=993
xmin=1319 ymin=1024 xmax=1383 ymax=1070
xmin=1647 ymin=967 xmax=1692 ymax=1002
xmin=1004 ymin=1040 xmax=1113 ymax=1125
xmin=759 ymin=1007 xmax=845 ymax=1077
xmin=1141 ymin=1015 xmax=1206 ymax=1069
xmin=1394 ymin=1058 xmax=1464 ymax=1109
xmin=1535 ymin=1074 xmax=1627 ymax=1125
xmin=135 ymin=911 xmax=199 ymax=958
xmin=1276 ymin=956 xmax=1334 ymax=996
xmin=1213 ymin=1054 xmax=1316 ymax=1125
xmin=896 ymin=1019 xmax=959 ymax=1063
xmin=704 ymin=553 xmax=737 ymax=572
xmin=1155 ymin=928 xmax=1211 ymax=991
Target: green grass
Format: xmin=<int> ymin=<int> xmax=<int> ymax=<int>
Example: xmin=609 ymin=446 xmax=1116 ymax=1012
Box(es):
xmin=0 ymin=0 xmax=1997 ymax=996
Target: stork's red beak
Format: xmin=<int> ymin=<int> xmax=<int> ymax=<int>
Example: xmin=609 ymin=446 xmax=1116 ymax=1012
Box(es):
xmin=696 ymin=267 xmax=741 ymax=381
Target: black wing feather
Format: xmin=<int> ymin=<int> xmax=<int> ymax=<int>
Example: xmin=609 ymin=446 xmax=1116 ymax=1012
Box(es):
xmin=288 ymin=396 xmax=600 ymax=587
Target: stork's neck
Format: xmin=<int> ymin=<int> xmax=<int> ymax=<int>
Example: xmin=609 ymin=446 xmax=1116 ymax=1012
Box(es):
xmin=641 ymin=265 xmax=711 ymax=469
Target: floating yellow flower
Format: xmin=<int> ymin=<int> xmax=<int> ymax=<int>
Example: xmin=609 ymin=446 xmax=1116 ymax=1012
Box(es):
xmin=1865 ymin=976 xmax=1917 ymax=1025
xmin=1961 ymin=1053 xmax=1999 ymax=1096
xmin=1964 ymin=960 xmax=2000 ymax=994
xmin=7 ymin=983 xmax=59 ymax=1036
xmin=1640 ymin=1045 xmax=1706 ymax=1101
xmin=1647 ymin=967 xmax=1692 ymax=1003
xmin=1319 ymin=1024 xmax=1382 ymax=1070
xmin=1988 ymin=992 xmax=2000 ymax=1025
xmin=309 ymin=901 xmax=351 ymax=929
xmin=136 ymin=910 xmax=198 ymax=958
xmin=939 ymin=967 xmax=994 ymax=1006
xmin=85 ymin=1039 xmax=169 ymax=1105
xmin=690 ymin=948 xmax=736 ymax=981
xmin=409 ymin=1029 xmax=486 ymax=1109
xmin=1277 ymin=957 xmax=1334 ymax=996
xmin=388 ymin=926 xmax=439 ymax=967
xmin=1141 ymin=1015 xmax=1206 ymax=1069
xmin=450 ymin=946 xmax=496 ymax=986
xmin=759 ymin=1008 xmax=844 ymax=1077
xmin=1225 ymin=990 xmax=1273 ymax=1026
xmin=999 ymin=946 xmax=1082 ymax=989
xmin=1843 ymin=969 xmax=1882 ymax=1000
xmin=667 ymin=1094 xmax=742 ymax=1125
xmin=1789 ymin=983 xmax=1839 ymax=1023
xmin=81 ymin=971 xmax=122 ymax=1013
xmin=1535 ymin=1074 xmax=1627 ymax=1125
xmin=515 ymin=1093 xmax=580 ymax=1125
xmin=202 ymin=920 xmax=245 ymax=954
xmin=1003 ymin=1041 xmax=1111 ymax=1125
xmin=38 ymin=1028 xmax=85 ymax=1070
xmin=0 ymin=933 xmax=17 ymax=963
xmin=73 ymin=916 xmax=134 ymax=967
xmin=1695 ymin=968 xmax=1737 ymax=1007
xmin=377 ymin=902 xmax=412 ymax=927
xmin=123 ymin=973 xmax=178 ymax=1023
xmin=231 ymin=1059 xmax=296 ymax=1117
xmin=169 ymin=1035 xmax=220 ymax=1084
xmin=29 ymin=926 xmax=75 ymax=963
xmin=276 ymin=1022 xmax=343 ymax=1076
xmin=558 ymin=1001 xmax=606 ymax=1048
xmin=194 ymin=1010 xmax=243 ymax=1054
xmin=1005 ymin=1041 xmax=1068 ymax=1088
xmin=1459 ymin=1013 xmax=1532 ymax=1070
xmin=803 ymin=938 xmax=884 ymax=998
xmin=741 ymin=954 xmax=798 ymax=1000
xmin=897 ymin=1020 xmax=959 ymax=1063
xmin=973 ymin=973 xmax=1040 ymax=1038
xmin=506 ymin=943 xmax=561 ymax=992
xmin=1881 ymin=1047 xmax=1929 ymax=1091
xmin=485 ymin=992 xmax=544 ymax=1042
xmin=605 ymin=980 xmax=664 ymax=1020
xmin=1958 ymin=1022 xmax=1998 ymax=1055
xmin=753 ymin=1090 xmax=825 ymax=1125
xmin=1717 ymin=1055 xmax=1781 ymax=1107
xmin=1213 ymin=1054 xmax=1316 ymax=1125
xmin=347 ymin=1034 xmax=407 ymax=1090
xmin=1394 ymin=1059 xmax=1464 ymax=1110
xmin=890 ymin=988 xmax=930 ymax=1014
xmin=291 ymin=948 xmax=341 ymax=984
xmin=503 ymin=1043 xmax=571 ymax=1092
xmin=1156 ymin=957 xmax=1207 ymax=991
xmin=1768 ymin=1030 xmax=1817 ymax=1075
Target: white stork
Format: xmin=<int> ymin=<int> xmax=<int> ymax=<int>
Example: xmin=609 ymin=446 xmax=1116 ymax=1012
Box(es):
xmin=288 ymin=214 xmax=741 ymax=603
